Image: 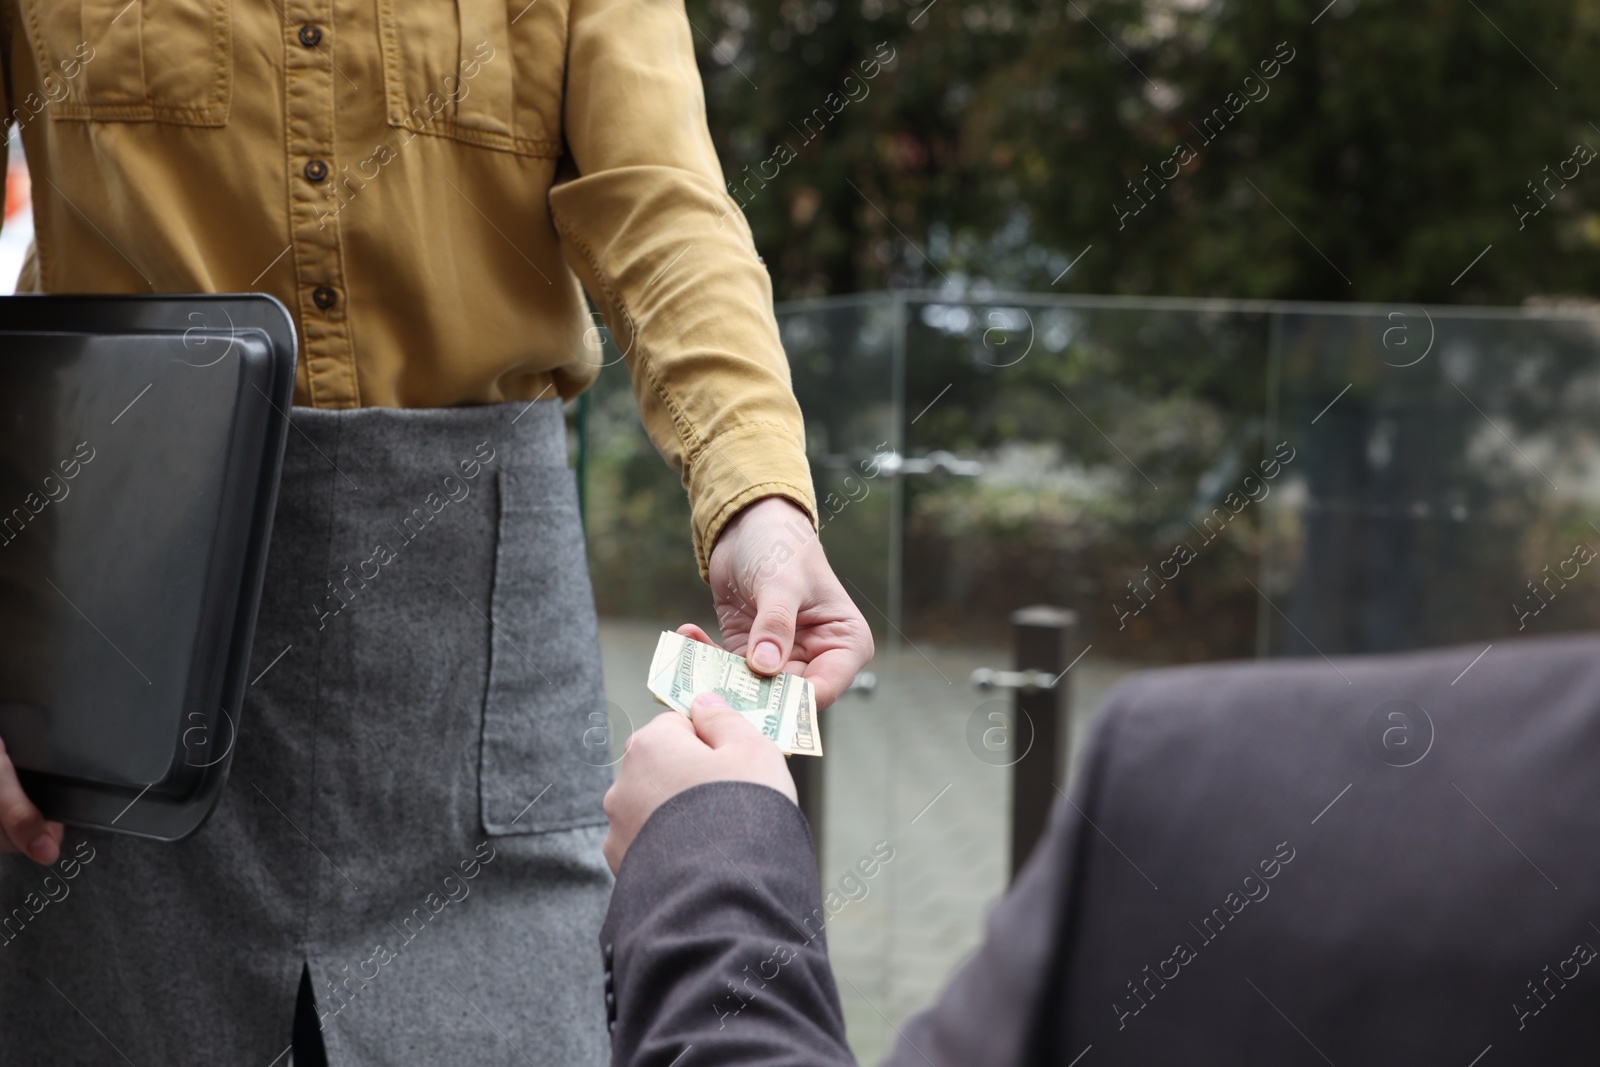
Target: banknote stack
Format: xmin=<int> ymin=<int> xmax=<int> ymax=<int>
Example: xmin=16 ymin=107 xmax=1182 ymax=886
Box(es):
xmin=646 ymin=630 xmax=822 ymax=757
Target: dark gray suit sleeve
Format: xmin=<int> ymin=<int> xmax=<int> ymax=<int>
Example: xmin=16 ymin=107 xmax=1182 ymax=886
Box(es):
xmin=601 ymin=781 xmax=857 ymax=1067
xmin=603 ymin=712 xmax=1111 ymax=1067
xmin=878 ymin=710 xmax=1106 ymax=1067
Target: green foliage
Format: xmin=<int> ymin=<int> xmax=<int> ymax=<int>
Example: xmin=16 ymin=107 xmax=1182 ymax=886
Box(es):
xmin=587 ymin=2 xmax=1600 ymax=661
xmin=688 ymin=0 xmax=1600 ymax=303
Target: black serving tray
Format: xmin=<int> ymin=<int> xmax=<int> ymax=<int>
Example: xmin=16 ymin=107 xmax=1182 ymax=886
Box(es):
xmin=0 ymin=294 xmax=295 ymax=840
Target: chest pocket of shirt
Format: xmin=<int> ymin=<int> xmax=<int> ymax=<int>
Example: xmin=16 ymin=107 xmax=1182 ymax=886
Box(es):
xmin=20 ymin=0 xmax=231 ymax=125
xmin=377 ymin=0 xmax=567 ymax=158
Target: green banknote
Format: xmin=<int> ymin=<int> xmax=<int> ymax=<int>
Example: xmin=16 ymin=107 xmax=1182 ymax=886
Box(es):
xmin=646 ymin=630 xmax=822 ymax=757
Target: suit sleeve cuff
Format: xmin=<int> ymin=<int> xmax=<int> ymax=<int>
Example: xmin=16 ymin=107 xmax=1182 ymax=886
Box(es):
xmin=601 ymin=780 xmax=821 ymax=979
xmin=600 ymin=781 xmax=851 ymax=1064
xmin=607 ymin=780 xmax=814 ymax=929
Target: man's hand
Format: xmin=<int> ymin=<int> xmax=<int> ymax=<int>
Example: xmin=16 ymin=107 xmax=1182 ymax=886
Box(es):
xmin=0 ymin=738 xmax=63 ymax=865
xmin=602 ymin=693 xmax=795 ymax=876
xmin=699 ymin=495 xmax=873 ymax=708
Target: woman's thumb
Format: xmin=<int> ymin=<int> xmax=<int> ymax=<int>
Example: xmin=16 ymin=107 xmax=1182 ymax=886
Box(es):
xmin=746 ymin=585 xmax=800 ymax=675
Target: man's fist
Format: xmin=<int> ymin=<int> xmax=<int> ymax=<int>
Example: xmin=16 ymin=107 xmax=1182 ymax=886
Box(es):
xmin=602 ymin=692 xmax=796 ymax=875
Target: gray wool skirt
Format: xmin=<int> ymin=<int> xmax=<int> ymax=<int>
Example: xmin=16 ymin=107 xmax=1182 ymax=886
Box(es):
xmin=0 ymin=399 xmax=614 ymax=1065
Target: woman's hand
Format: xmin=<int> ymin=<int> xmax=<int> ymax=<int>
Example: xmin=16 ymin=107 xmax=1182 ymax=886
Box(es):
xmin=700 ymin=495 xmax=874 ymax=708
xmin=0 ymin=738 xmax=62 ymax=864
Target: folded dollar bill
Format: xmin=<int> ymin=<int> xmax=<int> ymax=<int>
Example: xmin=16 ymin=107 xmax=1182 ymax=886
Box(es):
xmin=646 ymin=630 xmax=822 ymax=757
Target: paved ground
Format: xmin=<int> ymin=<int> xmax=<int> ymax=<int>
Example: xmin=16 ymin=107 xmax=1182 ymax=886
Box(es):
xmin=597 ymin=619 xmax=1142 ymax=1062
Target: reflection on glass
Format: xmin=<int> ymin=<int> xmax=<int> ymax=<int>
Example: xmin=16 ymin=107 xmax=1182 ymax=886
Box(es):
xmin=1266 ymin=310 xmax=1600 ymax=655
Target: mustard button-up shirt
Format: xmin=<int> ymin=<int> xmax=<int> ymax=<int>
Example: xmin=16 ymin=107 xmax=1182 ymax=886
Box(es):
xmin=0 ymin=0 xmax=815 ymax=574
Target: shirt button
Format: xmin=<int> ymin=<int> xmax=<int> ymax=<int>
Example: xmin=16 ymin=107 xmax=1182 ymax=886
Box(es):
xmin=312 ymin=286 xmax=338 ymax=310
xmin=298 ymin=25 xmax=322 ymax=47
xmin=304 ymin=159 xmax=329 ymax=183
xmin=605 ymin=990 xmax=615 ymax=1012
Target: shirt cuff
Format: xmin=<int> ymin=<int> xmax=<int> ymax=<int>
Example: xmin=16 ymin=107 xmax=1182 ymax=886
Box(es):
xmin=688 ymin=424 xmax=818 ymax=580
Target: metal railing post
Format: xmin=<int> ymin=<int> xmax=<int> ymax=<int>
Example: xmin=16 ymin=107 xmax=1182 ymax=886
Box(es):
xmin=1009 ymin=606 xmax=1076 ymax=880
xmin=792 ymin=723 xmax=825 ymax=863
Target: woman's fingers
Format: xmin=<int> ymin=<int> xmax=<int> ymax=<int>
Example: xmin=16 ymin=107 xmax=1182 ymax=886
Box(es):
xmin=675 ymin=623 xmax=721 ymax=648
xmin=0 ymin=739 xmax=61 ymax=864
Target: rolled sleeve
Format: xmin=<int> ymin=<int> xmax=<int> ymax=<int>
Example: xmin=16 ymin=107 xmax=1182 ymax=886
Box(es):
xmin=549 ymin=0 xmax=816 ymax=578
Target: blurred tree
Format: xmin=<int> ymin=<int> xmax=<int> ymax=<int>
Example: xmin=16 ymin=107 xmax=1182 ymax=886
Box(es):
xmin=687 ymin=0 xmax=1600 ymax=304
xmin=589 ymin=0 xmax=1600 ymax=661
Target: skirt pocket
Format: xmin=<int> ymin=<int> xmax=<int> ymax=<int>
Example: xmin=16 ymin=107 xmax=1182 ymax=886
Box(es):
xmin=478 ymin=464 xmax=610 ymax=836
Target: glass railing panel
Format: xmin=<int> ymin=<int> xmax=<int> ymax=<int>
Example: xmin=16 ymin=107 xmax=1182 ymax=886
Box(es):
xmin=1261 ymin=307 xmax=1600 ymax=657
xmin=581 ymin=292 xmax=1600 ymax=1061
xmin=819 ymin=295 xmax=1276 ymax=1054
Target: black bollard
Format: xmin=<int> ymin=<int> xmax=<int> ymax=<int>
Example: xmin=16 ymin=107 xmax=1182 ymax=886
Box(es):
xmin=1009 ymin=606 xmax=1076 ymax=880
